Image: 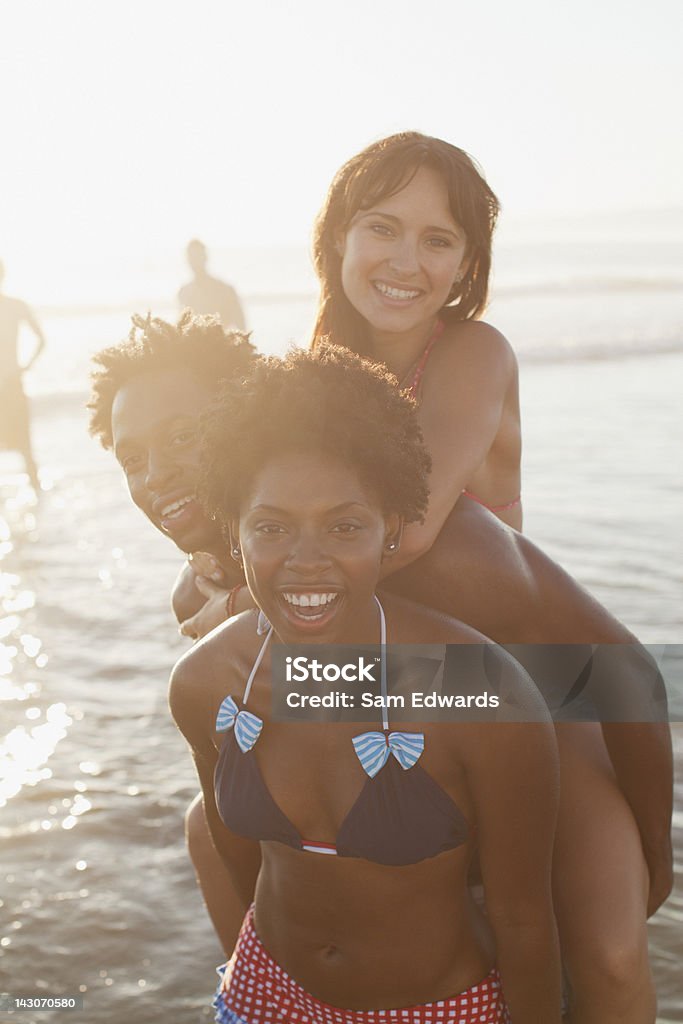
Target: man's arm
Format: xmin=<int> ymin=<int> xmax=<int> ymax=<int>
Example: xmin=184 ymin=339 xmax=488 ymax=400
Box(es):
xmin=171 ymin=560 xmax=212 ymax=625
xmin=21 ymin=303 xmax=45 ymax=370
xmin=223 ymin=285 xmax=246 ymax=332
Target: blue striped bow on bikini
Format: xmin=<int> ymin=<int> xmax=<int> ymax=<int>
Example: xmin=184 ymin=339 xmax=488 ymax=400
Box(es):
xmin=352 ymin=731 xmax=425 ymax=778
xmin=215 ymin=695 xmax=263 ymax=753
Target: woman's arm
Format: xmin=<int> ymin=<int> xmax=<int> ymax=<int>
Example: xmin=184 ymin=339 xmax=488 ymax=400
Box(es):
xmin=191 ymin=746 xmax=261 ymax=907
xmin=381 ymin=322 xmax=519 ymax=574
xmin=169 ymin=650 xmax=261 ymax=906
xmin=21 ymin=302 xmax=46 ymax=370
xmin=463 ymin=680 xmax=562 ymax=1021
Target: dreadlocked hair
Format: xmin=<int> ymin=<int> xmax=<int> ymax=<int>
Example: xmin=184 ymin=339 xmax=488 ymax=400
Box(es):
xmin=87 ymin=310 xmax=256 ymax=448
xmin=199 ymin=343 xmax=431 ymax=529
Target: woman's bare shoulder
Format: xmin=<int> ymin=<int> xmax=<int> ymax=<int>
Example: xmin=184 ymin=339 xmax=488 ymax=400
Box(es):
xmin=436 ymin=319 xmax=517 ymax=373
xmin=169 ymin=611 xmax=261 ymax=720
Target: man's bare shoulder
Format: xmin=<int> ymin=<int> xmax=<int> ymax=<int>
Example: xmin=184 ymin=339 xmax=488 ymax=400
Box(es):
xmin=380 ymin=594 xmax=551 ymax=724
xmin=0 ymin=295 xmax=29 ymax=335
xmin=177 ymin=282 xmax=195 ymax=307
xmin=0 ymin=294 xmax=27 ymax=312
xmin=380 ymin=591 xmax=489 ymax=644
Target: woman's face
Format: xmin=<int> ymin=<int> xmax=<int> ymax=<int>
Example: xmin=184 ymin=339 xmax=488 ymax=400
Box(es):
xmin=338 ymin=165 xmax=468 ymax=338
xmin=235 ymin=450 xmax=399 ymax=643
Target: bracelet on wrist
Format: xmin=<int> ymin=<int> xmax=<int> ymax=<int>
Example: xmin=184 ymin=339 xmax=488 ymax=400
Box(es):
xmin=226 ymin=583 xmax=246 ymax=618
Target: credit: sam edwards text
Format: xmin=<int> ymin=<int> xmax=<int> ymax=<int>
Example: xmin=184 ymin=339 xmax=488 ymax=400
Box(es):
xmin=285 ymin=691 xmax=501 ymax=709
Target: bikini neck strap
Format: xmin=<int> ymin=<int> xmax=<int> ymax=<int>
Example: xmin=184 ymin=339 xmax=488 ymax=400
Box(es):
xmin=375 ymin=595 xmax=389 ymax=732
xmin=242 ymin=624 xmax=274 ymax=705
xmin=242 ymin=597 xmax=387 ymax=727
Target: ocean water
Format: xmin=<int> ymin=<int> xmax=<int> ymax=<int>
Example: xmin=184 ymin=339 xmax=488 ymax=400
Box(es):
xmin=1 ymin=233 xmax=682 ymax=1022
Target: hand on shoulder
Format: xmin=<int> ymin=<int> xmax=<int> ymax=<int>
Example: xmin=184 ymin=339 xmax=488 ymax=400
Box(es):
xmin=171 ymin=560 xmax=212 ymax=625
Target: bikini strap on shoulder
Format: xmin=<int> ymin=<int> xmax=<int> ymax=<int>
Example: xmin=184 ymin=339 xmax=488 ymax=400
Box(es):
xmin=243 ymin=623 xmax=274 ymax=705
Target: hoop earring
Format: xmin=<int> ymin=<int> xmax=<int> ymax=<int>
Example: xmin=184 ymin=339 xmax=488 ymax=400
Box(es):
xmin=446 ymin=272 xmax=464 ymax=304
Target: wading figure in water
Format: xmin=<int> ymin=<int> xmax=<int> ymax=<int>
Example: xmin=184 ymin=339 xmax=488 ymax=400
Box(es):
xmin=171 ymin=344 xmax=562 ymax=1023
xmin=0 ymin=259 xmax=45 ymax=488
xmin=179 ymin=239 xmax=247 ymax=332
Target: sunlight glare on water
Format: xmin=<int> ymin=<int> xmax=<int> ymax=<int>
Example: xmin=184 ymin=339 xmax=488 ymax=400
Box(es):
xmin=0 ymin=704 xmax=72 ymax=809
xmin=0 ymin=267 xmax=681 ymax=1019
xmin=0 ymin=486 xmax=69 ymax=820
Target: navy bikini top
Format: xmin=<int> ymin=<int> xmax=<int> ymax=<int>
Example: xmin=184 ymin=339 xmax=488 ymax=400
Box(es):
xmin=214 ymin=600 xmax=472 ymax=866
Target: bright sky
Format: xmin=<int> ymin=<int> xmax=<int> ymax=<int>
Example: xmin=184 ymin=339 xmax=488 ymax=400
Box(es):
xmin=1 ymin=0 xmax=681 ymax=299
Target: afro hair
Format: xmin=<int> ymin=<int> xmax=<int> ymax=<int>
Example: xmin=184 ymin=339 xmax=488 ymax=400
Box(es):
xmin=199 ymin=342 xmax=431 ymax=529
xmin=88 ymin=310 xmax=255 ymax=449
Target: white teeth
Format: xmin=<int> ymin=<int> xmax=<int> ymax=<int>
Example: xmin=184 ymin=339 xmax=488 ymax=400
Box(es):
xmin=161 ymin=496 xmax=192 ymax=518
xmin=283 ymin=592 xmax=338 ymax=608
xmin=375 ymin=281 xmax=420 ymax=300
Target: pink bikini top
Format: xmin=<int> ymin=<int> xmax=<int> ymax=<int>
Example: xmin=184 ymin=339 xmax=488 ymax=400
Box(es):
xmin=401 ymin=318 xmax=521 ymax=514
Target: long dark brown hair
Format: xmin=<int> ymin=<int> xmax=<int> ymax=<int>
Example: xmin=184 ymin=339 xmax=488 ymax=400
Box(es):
xmin=311 ymin=132 xmax=500 ymax=355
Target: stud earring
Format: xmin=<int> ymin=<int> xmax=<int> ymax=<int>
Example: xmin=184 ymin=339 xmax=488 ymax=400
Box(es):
xmin=231 ymin=546 xmax=241 ymax=560
xmin=386 ymin=541 xmax=397 ymax=552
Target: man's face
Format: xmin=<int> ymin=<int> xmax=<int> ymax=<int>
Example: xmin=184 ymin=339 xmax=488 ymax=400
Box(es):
xmin=111 ymin=367 xmax=223 ymax=553
xmin=187 ymin=241 xmax=207 ymax=276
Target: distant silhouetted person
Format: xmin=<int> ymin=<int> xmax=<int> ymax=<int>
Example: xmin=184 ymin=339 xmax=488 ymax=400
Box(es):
xmin=178 ymin=239 xmax=246 ymax=330
xmin=0 ymin=260 xmax=45 ymax=488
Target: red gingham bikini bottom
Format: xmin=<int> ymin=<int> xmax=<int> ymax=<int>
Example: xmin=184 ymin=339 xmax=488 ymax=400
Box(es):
xmin=213 ymin=906 xmax=511 ymax=1024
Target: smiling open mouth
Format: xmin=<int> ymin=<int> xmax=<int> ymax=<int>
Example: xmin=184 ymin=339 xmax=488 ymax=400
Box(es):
xmin=157 ymin=495 xmax=203 ymax=535
xmin=373 ymin=281 xmax=421 ymax=301
xmin=280 ymin=591 xmax=340 ymax=622
xmin=160 ymin=495 xmax=194 ymax=521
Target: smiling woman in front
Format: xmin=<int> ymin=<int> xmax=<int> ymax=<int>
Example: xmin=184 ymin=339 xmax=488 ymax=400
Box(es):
xmin=169 ymin=345 xmax=561 ymax=1023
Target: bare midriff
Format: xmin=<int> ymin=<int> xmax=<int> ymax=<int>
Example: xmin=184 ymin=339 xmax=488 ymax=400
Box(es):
xmin=253 ymin=841 xmax=492 ymax=1009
